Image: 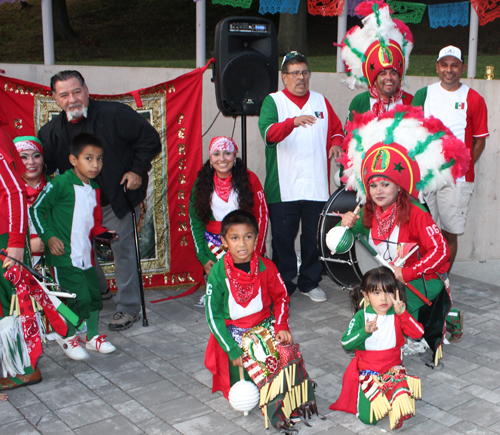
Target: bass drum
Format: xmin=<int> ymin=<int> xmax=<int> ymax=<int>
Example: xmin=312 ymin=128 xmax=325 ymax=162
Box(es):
xmin=317 ymin=187 xmax=378 ymax=289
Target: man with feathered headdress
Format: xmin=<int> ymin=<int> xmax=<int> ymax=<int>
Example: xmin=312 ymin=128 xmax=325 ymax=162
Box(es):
xmin=339 ymin=1 xmax=414 ymax=122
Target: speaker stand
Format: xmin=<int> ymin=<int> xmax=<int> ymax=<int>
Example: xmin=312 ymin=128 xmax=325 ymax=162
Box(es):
xmin=241 ymin=115 xmax=247 ymax=168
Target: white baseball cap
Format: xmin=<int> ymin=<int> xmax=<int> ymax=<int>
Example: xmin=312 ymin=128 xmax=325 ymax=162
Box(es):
xmin=437 ymin=46 xmax=463 ymax=62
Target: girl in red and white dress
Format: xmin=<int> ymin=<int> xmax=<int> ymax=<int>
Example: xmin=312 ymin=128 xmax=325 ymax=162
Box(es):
xmin=330 ymin=267 xmax=424 ymax=430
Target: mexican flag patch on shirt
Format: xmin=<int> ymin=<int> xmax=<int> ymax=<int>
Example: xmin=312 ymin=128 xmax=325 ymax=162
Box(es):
xmin=315 ymin=111 xmax=324 ymax=119
xmin=455 ymin=102 xmax=465 ymax=110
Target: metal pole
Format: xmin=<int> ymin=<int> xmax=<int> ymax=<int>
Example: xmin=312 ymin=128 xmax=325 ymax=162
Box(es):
xmin=241 ymin=115 xmax=247 ymax=168
xmin=336 ymin=2 xmax=348 ymax=73
xmin=196 ymin=0 xmax=206 ymax=68
xmin=41 ymin=0 xmax=55 ymax=65
xmin=468 ymin=3 xmax=479 ymax=78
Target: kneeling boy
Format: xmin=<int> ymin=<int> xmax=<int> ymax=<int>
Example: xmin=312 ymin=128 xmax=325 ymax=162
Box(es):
xmin=31 ymin=133 xmax=116 ymax=360
xmin=205 ymin=210 xmax=319 ymax=432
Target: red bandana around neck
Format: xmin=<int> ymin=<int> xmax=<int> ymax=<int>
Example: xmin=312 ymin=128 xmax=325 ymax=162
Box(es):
xmin=373 ymin=202 xmax=398 ymax=244
xmin=214 ymin=173 xmax=233 ymax=202
xmin=224 ymin=250 xmax=260 ymax=308
xmin=25 ymin=176 xmax=47 ymax=206
xmin=369 ymin=86 xmax=404 ymax=116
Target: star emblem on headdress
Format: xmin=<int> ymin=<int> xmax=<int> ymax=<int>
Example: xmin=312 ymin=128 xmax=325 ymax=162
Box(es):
xmin=399 ymin=60 xmax=402 ymax=68
xmin=370 ymin=63 xmax=375 ymax=71
xmin=393 ymin=162 xmax=405 ymax=173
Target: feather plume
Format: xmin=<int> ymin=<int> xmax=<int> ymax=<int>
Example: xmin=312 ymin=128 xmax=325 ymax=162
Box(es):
xmin=339 ymin=0 xmax=413 ymax=90
xmin=343 ymin=106 xmax=471 ymax=203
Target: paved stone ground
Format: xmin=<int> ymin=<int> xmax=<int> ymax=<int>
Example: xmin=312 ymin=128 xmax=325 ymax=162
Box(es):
xmin=2 ymin=271 xmax=500 ymax=435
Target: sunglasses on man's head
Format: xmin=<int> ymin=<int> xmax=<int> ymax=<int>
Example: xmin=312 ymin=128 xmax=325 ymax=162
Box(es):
xmin=281 ymin=51 xmax=303 ymax=68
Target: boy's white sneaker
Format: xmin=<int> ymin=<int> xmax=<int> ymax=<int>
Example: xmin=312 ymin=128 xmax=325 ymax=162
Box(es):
xmin=55 ymin=335 xmax=89 ymax=360
xmin=86 ymin=335 xmax=116 ymax=354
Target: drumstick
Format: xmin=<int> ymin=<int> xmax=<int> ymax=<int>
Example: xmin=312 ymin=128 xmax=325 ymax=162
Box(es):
xmin=334 ymin=204 xmax=361 ymax=220
xmin=329 ymin=204 xmax=361 ymax=219
xmin=342 ymin=204 xmax=361 ymax=227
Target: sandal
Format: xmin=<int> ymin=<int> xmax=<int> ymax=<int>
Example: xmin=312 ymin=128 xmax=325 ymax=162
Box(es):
xmin=447 ymin=310 xmax=464 ymax=342
xmin=0 ymin=367 xmax=42 ymax=391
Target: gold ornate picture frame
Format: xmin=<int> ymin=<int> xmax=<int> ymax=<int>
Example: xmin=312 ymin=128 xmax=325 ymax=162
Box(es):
xmin=34 ymin=93 xmax=170 ymax=283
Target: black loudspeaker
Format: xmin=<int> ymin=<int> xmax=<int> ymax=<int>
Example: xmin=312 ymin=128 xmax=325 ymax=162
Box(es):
xmin=214 ymin=17 xmax=278 ymax=117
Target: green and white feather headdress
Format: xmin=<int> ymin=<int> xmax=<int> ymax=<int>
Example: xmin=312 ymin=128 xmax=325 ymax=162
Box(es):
xmin=339 ymin=0 xmax=413 ymax=90
xmin=339 ymin=106 xmax=471 ymax=204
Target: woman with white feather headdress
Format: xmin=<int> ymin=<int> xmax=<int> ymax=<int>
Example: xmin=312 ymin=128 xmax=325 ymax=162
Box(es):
xmin=338 ymin=105 xmax=470 ymax=364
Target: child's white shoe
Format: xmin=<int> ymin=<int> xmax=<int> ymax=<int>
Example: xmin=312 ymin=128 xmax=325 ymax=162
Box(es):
xmin=56 ymin=335 xmax=89 ymax=360
xmin=86 ymin=335 xmax=116 ymax=354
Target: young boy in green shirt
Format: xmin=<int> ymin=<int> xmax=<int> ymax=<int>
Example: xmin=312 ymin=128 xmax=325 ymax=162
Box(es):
xmin=205 ymin=210 xmax=319 ymax=432
xmin=31 ymin=133 xmax=116 ymax=360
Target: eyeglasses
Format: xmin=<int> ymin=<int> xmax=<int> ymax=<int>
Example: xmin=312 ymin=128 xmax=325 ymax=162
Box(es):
xmin=281 ymin=51 xmax=303 ymax=68
xmin=283 ymin=70 xmax=311 ymax=79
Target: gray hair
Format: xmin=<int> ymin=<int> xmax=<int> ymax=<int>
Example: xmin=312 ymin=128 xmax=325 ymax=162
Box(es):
xmin=50 ymin=70 xmax=86 ymax=93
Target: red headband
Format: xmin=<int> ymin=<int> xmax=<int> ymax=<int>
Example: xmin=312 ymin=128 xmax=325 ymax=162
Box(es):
xmin=13 ymin=136 xmax=43 ymax=155
xmin=209 ymin=136 xmax=238 ymax=155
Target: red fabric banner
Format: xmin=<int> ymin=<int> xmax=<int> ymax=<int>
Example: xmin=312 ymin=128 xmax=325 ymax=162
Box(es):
xmin=471 ymin=0 xmax=500 ymax=26
xmin=308 ymin=0 xmax=345 ymax=17
xmin=0 ymin=63 xmax=212 ymax=289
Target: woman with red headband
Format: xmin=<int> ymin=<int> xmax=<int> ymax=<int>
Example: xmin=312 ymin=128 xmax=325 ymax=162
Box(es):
xmin=0 ymin=133 xmax=42 ymax=395
xmin=13 ymin=136 xmax=48 ymax=265
xmin=189 ymin=136 xmax=268 ymax=278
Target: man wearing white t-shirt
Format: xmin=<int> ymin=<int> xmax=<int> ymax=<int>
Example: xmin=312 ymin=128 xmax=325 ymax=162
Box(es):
xmin=412 ymin=46 xmax=489 ymax=271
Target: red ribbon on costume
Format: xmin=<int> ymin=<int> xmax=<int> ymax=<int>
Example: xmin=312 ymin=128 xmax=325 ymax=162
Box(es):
xmin=330 ymin=347 xmax=401 ymax=414
xmin=4 ymin=266 xmax=42 ymax=369
xmin=3 ymin=264 xmax=68 ymax=368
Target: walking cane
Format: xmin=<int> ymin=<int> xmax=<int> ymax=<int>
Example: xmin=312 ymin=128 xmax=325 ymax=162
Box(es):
xmin=123 ymin=185 xmax=149 ymax=327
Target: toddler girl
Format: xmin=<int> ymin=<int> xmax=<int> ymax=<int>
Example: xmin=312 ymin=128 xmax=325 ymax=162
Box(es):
xmin=330 ymin=267 xmax=424 ymax=430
